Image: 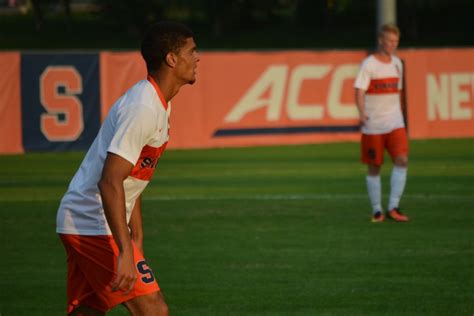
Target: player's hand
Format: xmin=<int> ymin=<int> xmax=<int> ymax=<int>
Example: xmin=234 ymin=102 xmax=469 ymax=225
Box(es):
xmin=359 ymin=112 xmax=369 ymax=126
xmin=111 ymin=249 xmax=137 ymax=294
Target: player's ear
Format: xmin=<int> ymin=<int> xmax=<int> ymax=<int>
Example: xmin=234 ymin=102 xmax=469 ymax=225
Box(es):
xmin=165 ymin=52 xmax=177 ymax=68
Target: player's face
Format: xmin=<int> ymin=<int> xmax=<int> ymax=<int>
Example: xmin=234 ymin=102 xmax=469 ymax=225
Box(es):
xmin=378 ymin=31 xmax=399 ymax=55
xmin=175 ymin=37 xmax=199 ymax=85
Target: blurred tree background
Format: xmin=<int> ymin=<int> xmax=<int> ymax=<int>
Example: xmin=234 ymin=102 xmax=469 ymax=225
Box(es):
xmin=0 ymin=0 xmax=473 ymax=50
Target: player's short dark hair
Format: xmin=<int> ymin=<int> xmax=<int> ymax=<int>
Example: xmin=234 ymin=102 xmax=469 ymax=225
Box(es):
xmin=141 ymin=21 xmax=194 ymax=72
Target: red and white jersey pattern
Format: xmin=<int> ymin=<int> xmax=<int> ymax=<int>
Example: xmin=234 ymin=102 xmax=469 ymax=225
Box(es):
xmin=56 ymin=76 xmax=170 ymax=235
xmin=354 ymin=54 xmax=404 ymax=134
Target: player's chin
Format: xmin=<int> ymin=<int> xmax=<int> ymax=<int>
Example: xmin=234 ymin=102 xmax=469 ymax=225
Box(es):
xmin=188 ymin=77 xmax=196 ymax=85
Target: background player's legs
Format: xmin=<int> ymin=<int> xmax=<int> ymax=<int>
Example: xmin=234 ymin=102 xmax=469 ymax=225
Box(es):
xmin=70 ymin=306 xmax=105 ymax=316
xmin=388 ymin=155 xmax=408 ymax=211
xmin=366 ymin=164 xmax=383 ymax=215
xmin=386 ymin=128 xmax=409 ymax=218
xmin=122 ymin=291 xmax=168 ymax=316
xmin=361 ymin=134 xmax=385 ymax=219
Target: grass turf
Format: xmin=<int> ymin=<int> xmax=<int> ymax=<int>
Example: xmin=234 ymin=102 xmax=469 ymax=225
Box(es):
xmin=0 ymin=138 xmax=473 ymax=315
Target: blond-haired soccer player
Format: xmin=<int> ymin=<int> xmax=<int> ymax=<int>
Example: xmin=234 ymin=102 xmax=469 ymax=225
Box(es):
xmin=354 ymin=23 xmax=409 ymax=223
xmin=56 ymin=21 xmax=199 ymax=315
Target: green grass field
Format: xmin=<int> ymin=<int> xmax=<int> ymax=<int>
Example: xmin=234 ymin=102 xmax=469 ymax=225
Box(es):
xmin=0 ymin=138 xmax=473 ymax=315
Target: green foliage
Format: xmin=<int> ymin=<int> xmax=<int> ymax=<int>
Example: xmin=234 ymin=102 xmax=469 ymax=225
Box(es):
xmin=0 ymin=139 xmax=473 ymax=314
xmin=93 ymin=0 xmax=165 ymax=36
xmin=1 ymin=0 xmax=473 ymax=49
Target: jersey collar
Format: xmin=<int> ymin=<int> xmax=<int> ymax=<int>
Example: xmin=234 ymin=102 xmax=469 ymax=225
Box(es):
xmin=147 ymin=75 xmax=168 ymax=110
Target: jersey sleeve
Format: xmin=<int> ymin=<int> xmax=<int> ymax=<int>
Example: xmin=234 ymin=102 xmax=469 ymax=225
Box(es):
xmin=107 ymin=104 xmax=158 ymax=165
xmin=354 ymin=58 xmax=372 ymax=91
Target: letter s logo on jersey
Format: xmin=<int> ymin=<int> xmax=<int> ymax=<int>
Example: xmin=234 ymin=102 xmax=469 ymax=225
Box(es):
xmin=214 ymin=63 xmax=360 ymax=137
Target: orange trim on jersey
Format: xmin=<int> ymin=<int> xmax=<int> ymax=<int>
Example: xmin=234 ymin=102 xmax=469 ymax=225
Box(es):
xmin=147 ymin=75 xmax=168 ymax=110
xmin=366 ymin=77 xmax=399 ymax=94
xmin=130 ymin=142 xmax=168 ymax=181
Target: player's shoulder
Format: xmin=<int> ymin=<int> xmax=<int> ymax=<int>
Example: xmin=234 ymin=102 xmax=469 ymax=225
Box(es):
xmin=127 ymin=80 xmax=165 ymax=111
xmin=108 ymin=81 xmax=160 ymax=125
xmin=127 ymin=79 xmax=155 ymax=99
xmin=362 ymin=54 xmax=378 ymax=64
xmin=359 ymin=54 xmax=377 ymax=70
xmin=391 ymin=54 xmax=403 ymax=65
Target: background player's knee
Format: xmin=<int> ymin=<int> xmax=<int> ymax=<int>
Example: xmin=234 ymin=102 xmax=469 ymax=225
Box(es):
xmin=394 ymin=155 xmax=408 ymax=167
xmin=368 ymin=164 xmax=381 ymax=175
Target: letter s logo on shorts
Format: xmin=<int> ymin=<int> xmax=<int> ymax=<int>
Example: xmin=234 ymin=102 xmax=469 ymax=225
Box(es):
xmin=137 ymin=260 xmax=156 ymax=284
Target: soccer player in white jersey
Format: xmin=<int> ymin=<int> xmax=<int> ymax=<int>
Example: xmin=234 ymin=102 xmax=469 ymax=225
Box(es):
xmin=56 ymin=21 xmax=199 ymax=315
xmin=354 ymin=24 xmax=409 ymax=223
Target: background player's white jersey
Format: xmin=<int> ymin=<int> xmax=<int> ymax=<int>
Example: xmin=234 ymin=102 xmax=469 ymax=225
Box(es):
xmin=354 ymin=54 xmax=404 ymax=134
xmin=56 ymin=78 xmax=170 ymax=235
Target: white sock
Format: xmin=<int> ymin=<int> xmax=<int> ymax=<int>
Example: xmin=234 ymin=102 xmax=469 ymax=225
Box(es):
xmin=366 ymin=175 xmax=382 ymax=214
xmin=388 ymin=166 xmax=407 ymax=210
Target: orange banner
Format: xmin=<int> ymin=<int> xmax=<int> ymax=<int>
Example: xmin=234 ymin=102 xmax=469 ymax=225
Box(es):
xmin=1 ymin=48 xmax=471 ymax=154
xmin=100 ymin=50 xmax=367 ymax=149
xmin=0 ymin=52 xmax=23 ymax=154
xmin=100 ymin=49 xmax=474 ymax=149
xmin=399 ymin=48 xmax=474 ymax=139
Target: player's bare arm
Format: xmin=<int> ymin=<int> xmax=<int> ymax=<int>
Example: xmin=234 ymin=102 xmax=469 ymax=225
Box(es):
xmin=400 ymin=89 xmax=407 ymax=120
xmin=98 ymin=152 xmax=136 ymax=294
xmin=355 ymin=88 xmax=368 ymax=126
xmin=128 ymin=195 xmax=144 ymax=254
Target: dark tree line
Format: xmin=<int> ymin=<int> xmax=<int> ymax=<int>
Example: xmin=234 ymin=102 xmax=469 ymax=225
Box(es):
xmin=27 ymin=0 xmax=474 ymax=46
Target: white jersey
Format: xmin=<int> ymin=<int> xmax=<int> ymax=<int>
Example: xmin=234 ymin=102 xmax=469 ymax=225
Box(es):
xmin=354 ymin=54 xmax=404 ymax=134
xmin=56 ymin=77 xmax=170 ymax=235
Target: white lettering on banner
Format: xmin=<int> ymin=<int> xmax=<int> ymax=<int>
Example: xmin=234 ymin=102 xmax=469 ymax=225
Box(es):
xmin=451 ymin=73 xmax=472 ymax=119
xmin=427 ymin=72 xmax=473 ymax=121
xmin=328 ymin=64 xmax=359 ymax=119
xmin=427 ymin=74 xmax=449 ymax=120
xmin=225 ymin=64 xmax=358 ymax=123
xmin=225 ymin=65 xmax=288 ymax=122
xmin=287 ymin=65 xmax=330 ymax=120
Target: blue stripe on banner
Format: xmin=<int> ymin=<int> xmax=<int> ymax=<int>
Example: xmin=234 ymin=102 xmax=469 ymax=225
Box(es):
xmin=213 ymin=125 xmax=360 ymax=137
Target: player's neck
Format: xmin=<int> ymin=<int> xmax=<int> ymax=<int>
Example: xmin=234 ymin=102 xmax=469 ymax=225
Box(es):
xmin=374 ymin=51 xmax=392 ymax=63
xmin=149 ymin=73 xmax=181 ymax=103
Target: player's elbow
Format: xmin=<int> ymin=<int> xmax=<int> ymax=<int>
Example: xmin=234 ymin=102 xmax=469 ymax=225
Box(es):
xmin=98 ymin=176 xmax=116 ymax=195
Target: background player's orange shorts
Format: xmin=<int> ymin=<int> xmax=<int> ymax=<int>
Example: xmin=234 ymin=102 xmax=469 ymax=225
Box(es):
xmin=59 ymin=234 xmax=160 ymax=314
xmin=361 ymin=128 xmax=409 ymax=166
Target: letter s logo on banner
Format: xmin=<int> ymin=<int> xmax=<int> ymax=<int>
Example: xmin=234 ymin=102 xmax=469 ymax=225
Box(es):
xmin=40 ymin=66 xmax=84 ymax=141
xmin=21 ymin=53 xmax=100 ymax=152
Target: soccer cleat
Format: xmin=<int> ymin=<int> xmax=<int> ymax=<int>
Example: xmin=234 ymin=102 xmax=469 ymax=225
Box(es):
xmin=387 ymin=208 xmax=409 ymax=222
xmin=371 ymin=211 xmax=385 ymax=222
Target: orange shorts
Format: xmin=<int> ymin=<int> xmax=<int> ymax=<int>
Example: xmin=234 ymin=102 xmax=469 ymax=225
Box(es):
xmin=361 ymin=128 xmax=409 ymax=166
xmin=59 ymin=234 xmax=160 ymax=314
